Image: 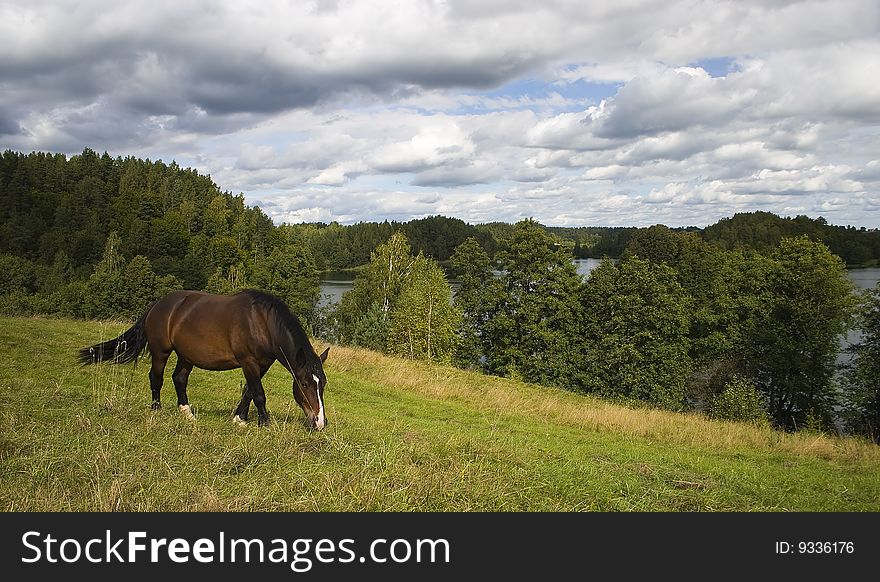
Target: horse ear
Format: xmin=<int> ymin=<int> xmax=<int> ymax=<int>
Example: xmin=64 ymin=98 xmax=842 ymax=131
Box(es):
xmin=319 ymin=347 xmax=330 ymax=363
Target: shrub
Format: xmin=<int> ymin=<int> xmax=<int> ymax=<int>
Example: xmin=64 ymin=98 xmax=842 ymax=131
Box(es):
xmin=709 ymin=376 xmax=770 ymax=426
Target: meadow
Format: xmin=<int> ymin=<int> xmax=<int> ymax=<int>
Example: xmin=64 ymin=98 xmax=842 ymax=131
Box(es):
xmin=1 ymin=316 xmax=879 ymax=512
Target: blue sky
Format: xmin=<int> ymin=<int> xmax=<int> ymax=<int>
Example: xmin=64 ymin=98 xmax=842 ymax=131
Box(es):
xmin=2 ymin=0 xmax=880 ymax=228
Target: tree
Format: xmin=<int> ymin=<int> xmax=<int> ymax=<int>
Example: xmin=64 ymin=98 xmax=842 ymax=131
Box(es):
xmin=388 ymin=256 xmax=461 ymax=363
xmin=0 ymin=254 xmax=37 ymax=294
xmin=39 ymin=250 xmax=73 ymax=294
xmin=842 ymin=283 xmax=880 ymax=442
xmin=120 ymin=255 xmax=182 ymax=318
xmin=744 ymin=236 xmax=857 ymax=431
xmin=334 ymin=231 xmax=415 ymax=344
xmin=251 ymin=244 xmax=320 ymax=323
xmin=84 ymin=231 xmax=126 ymax=318
xmin=708 ymin=376 xmax=770 ymax=426
xmin=450 ymin=237 xmax=500 ymax=370
xmin=203 ymin=195 xmax=230 ymax=238
xmin=484 ymin=219 xmax=583 ymax=388
xmin=206 ymin=262 xmax=250 ymax=297
xmin=578 ymin=257 xmax=691 ymax=410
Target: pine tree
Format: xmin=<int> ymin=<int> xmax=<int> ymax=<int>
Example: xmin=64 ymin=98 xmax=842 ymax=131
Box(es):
xmin=85 ymin=231 xmax=126 ymax=318
xmin=251 ymin=244 xmax=320 ymax=322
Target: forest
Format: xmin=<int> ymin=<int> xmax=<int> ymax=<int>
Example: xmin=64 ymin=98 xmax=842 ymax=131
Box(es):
xmin=1 ymin=149 xmax=879 ymax=443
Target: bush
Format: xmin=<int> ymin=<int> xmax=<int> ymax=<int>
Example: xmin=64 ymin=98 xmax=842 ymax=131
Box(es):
xmin=349 ymin=303 xmax=391 ymax=353
xmin=709 ymin=376 xmax=770 ymax=426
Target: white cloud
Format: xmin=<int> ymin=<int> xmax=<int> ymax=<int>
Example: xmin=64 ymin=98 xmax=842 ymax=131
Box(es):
xmin=2 ymin=0 xmax=880 ymax=227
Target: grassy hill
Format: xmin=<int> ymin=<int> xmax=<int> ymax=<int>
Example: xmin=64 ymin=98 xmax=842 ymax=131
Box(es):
xmin=1 ymin=316 xmax=878 ymax=511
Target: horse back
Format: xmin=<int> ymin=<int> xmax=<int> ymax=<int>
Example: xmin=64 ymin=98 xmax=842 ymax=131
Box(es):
xmin=146 ymin=291 xmax=273 ymax=371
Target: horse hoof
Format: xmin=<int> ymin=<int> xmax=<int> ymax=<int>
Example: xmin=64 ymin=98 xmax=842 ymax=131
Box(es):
xmin=151 ymin=401 xmax=161 ymax=410
xmin=179 ymin=404 xmax=195 ymax=420
xmin=232 ymin=415 xmax=248 ymax=427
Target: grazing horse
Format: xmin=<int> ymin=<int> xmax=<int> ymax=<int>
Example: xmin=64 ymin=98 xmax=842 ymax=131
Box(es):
xmin=78 ymin=289 xmax=329 ymax=429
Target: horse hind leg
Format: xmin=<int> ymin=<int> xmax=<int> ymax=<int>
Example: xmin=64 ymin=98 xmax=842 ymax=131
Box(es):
xmin=172 ymin=357 xmax=195 ymax=420
xmin=149 ymin=352 xmax=170 ymax=410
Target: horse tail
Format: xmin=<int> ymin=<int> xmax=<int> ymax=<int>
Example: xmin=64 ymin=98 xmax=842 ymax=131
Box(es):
xmin=78 ymin=310 xmax=150 ymax=365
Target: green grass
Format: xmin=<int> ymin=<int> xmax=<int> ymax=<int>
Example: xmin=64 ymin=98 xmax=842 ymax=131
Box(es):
xmin=1 ymin=316 xmax=879 ymax=511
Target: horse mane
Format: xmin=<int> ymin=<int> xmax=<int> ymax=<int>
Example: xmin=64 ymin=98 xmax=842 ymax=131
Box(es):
xmin=237 ymin=289 xmax=310 ymax=352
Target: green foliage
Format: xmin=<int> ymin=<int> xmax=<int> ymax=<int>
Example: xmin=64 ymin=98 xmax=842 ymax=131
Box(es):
xmin=84 ymin=234 xmax=183 ymax=319
xmin=280 ymin=216 xmax=490 ymax=272
xmin=0 ymin=254 xmax=37 ymax=294
xmin=251 ymin=244 xmax=320 ymax=322
xmin=709 ymin=376 xmax=770 ymax=426
xmin=702 ymin=211 xmax=880 ymax=267
xmin=84 ymin=232 xmax=127 ymax=319
xmin=349 ymin=303 xmax=391 ymax=352
xmin=388 ymin=256 xmax=461 ymax=363
xmin=745 ymin=236 xmax=857 ymax=431
xmin=625 ymin=226 xmax=755 ymax=367
xmin=483 ymin=219 xmax=583 ymax=389
xmin=0 ymin=149 xmax=316 ymax=321
xmin=842 ymin=283 xmax=880 ymax=443
xmin=335 ymin=233 xmax=460 ymax=364
xmin=334 ymin=231 xmax=415 ymax=344
xmin=450 ymin=237 xmax=499 ymax=370
xmin=579 ymin=257 xmax=691 ymax=410
xmin=401 ymin=215 xmax=482 ymax=260
xmin=205 ymin=263 xmax=250 ymax=296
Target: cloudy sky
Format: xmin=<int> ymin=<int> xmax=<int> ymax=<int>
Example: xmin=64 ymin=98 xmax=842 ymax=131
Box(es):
xmin=3 ymin=0 xmax=880 ymax=228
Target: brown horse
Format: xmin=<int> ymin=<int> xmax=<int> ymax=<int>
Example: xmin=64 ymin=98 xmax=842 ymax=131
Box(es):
xmin=78 ymin=289 xmax=329 ymax=429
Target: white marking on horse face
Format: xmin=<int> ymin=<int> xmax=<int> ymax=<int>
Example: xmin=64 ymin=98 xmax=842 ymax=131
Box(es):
xmin=179 ymin=404 xmax=195 ymax=420
xmin=312 ymin=375 xmax=326 ymax=430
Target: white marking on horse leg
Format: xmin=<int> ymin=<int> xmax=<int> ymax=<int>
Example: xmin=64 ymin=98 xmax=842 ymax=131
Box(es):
xmin=179 ymin=404 xmax=195 ymax=420
xmin=232 ymin=414 xmax=247 ymax=427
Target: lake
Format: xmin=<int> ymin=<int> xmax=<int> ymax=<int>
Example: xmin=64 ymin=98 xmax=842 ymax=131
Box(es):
xmin=320 ymin=259 xmax=880 ymax=307
xmin=317 ymin=258 xmax=610 ymax=308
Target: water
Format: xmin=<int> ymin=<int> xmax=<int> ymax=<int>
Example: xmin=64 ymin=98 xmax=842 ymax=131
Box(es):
xmin=320 ymin=262 xmax=879 ymax=304
xmin=572 ymin=258 xmax=608 ymax=278
xmin=317 ymin=259 xmax=607 ymax=307
xmin=841 ymin=266 xmax=880 ymax=361
xmin=317 ymin=270 xmax=359 ymax=308
xmin=848 ymin=268 xmax=880 ymax=292
xmin=319 ymin=260 xmax=880 ymax=335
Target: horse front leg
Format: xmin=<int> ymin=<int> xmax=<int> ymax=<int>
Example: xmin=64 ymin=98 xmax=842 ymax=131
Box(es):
xmin=233 ymin=383 xmax=252 ymax=426
xmin=241 ymin=362 xmax=270 ymax=427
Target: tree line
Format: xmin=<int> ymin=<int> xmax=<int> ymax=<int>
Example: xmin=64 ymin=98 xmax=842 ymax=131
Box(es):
xmin=1 ymin=149 xmax=878 ymax=442
xmin=324 ymin=221 xmax=878 ymax=442
xmin=0 ymin=149 xmax=486 ymax=321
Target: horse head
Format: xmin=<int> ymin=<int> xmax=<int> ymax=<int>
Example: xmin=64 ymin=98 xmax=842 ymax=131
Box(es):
xmin=291 ymin=346 xmax=330 ymax=430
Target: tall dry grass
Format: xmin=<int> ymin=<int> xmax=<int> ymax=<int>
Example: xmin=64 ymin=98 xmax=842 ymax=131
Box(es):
xmin=324 ymin=342 xmax=880 ymax=463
